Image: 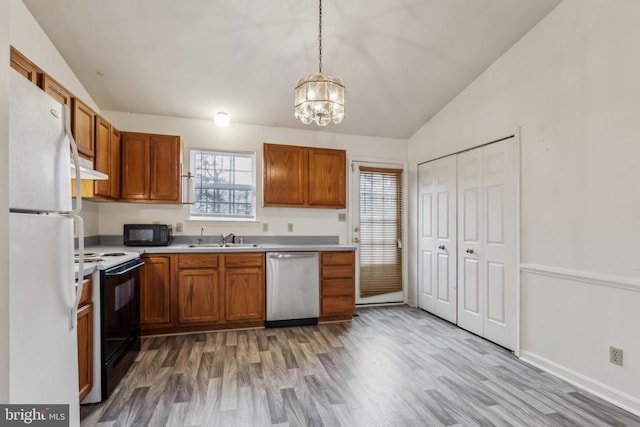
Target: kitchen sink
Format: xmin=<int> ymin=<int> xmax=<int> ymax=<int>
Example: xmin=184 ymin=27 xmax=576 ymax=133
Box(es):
xmin=185 ymin=243 xmax=260 ymax=248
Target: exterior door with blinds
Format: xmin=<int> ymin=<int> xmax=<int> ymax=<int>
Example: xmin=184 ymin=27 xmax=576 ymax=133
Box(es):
xmin=352 ymin=162 xmax=404 ymax=304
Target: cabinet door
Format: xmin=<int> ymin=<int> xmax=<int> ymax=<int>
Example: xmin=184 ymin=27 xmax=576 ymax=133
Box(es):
xmin=10 ymin=46 xmax=39 ymax=84
xmin=110 ymin=128 xmax=121 ymax=198
xmin=41 ymin=74 xmax=71 ymax=105
xmin=178 ymin=269 xmax=221 ymax=324
xmin=121 ymin=132 xmax=150 ymax=200
xmin=71 ymin=98 xmax=96 ymax=159
xmin=225 ymin=267 xmax=265 ymax=322
xmin=94 ymin=116 xmax=112 ymax=197
xmin=77 ymin=303 xmax=93 ymax=401
xmin=150 ymin=134 xmax=181 ymax=202
xmin=308 ymin=147 xmax=346 ymax=208
xmin=140 ymin=256 xmax=171 ymax=326
xmin=263 ymin=143 xmax=306 ymax=206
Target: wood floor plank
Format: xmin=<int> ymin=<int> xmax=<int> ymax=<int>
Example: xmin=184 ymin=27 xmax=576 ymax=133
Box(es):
xmin=81 ymin=305 xmax=640 ymax=426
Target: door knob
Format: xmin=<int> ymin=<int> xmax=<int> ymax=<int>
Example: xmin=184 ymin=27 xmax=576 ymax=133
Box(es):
xmin=438 ymin=244 xmax=445 ymax=250
xmin=466 ymin=248 xmax=474 ymax=254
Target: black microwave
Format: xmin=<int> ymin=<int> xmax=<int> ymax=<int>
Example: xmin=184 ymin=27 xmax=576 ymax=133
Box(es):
xmin=123 ymin=224 xmax=173 ymax=246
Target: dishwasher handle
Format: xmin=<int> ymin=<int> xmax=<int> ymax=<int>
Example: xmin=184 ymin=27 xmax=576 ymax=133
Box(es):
xmin=267 ymin=252 xmax=318 ymax=259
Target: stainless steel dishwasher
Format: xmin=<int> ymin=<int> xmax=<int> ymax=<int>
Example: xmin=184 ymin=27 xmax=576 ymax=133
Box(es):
xmin=266 ymin=252 xmax=319 ymax=327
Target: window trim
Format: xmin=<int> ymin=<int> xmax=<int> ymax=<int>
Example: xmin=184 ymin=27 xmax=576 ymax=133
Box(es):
xmin=189 ymin=148 xmax=257 ymax=221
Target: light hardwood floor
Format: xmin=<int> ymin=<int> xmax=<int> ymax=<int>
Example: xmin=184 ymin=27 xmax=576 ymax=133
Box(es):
xmin=81 ymin=305 xmax=640 ymax=426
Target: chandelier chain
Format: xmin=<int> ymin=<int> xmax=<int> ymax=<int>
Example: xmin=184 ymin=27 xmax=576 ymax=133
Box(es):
xmin=318 ymin=0 xmax=323 ymax=74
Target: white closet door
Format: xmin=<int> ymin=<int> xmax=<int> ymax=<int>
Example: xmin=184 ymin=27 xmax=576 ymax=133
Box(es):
xmin=457 ymin=139 xmax=517 ymax=350
xmin=457 ymin=148 xmax=484 ymax=336
xmin=418 ymin=162 xmax=436 ymax=313
xmin=418 ymin=156 xmax=457 ymax=323
xmin=482 ymin=140 xmax=517 ymax=349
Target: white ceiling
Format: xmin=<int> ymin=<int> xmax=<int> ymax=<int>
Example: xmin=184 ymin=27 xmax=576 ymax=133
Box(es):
xmin=23 ymin=0 xmax=562 ymax=139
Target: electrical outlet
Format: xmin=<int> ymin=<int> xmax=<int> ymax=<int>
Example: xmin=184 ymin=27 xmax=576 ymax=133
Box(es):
xmin=610 ymin=346 xmax=623 ymax=366
xmin=288 ymin=223 xmax=294 ymax=232
xmin=338 ymin=213 xmax=347 ymax=222
xmin=262 ymin=223 xmax=269 ymax=232
xmin=175 ymin=222 xmax=183 ymax=232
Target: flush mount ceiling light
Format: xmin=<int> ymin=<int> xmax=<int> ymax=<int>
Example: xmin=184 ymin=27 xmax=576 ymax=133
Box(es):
xmin=294 ymin=0 xmax=345 ymax=126
xmin=214 ymin=111 xmax=230 ymax=127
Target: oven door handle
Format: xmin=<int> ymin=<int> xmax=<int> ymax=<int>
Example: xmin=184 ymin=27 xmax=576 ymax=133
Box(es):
xmin=105 ymin=260 xmax=145 ymax=277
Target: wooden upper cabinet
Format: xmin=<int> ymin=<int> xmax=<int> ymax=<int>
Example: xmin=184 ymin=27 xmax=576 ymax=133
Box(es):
xmin=263 ymin=143 xmax=306 ymax=206
xmin=41 ymin=74 xmax=71 ymax=105
xmin=121 ymin=132 xmax=150 ymax=200
xmin=308 ymin=147 xmax=346 ymax=208
xmin=263 ymin=143 xmax=346 ymax=208
xmin=94 ymin=116 xmax=112 ymax=197
xmin=10 ymin=46 xmax=40 ymax=84
xmin=110 ymin=128 xmax=121 ymax=199
xmin=150 ymin=134 xmax=181 ymax=202
xmin=72 ymin=98 xmax=96 ymax=159
xmin=121 ymin=132 xmax=181 ymax=203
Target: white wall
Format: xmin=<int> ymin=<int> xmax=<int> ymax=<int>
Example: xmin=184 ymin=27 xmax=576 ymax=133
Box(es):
xmin=0 ymin=0 xmax=11 ymax=403
xmin=408 ymin=0 xmax=640 ymax=414
xmin=9 ymin=0 xmax=99 ymax=112
xmin=100 ymin=111 xmax=407 ymax=243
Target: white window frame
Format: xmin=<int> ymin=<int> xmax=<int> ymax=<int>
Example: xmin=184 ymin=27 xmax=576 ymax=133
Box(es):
xmin=189 ymin=148 xmax=257 ymax=222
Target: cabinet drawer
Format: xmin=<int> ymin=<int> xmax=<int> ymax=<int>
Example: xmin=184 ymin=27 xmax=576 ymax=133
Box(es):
xmin=77 ymin=276 xmax=92 ymax=306
xmin=322 ymin=265 xmax=354 ymax=279
xmin=179 ymin=254 xmax=219 ymax=269
xmin=225 ymin=253 xmax=264 ymax=268
xmin=321 ymin=295 xmax=355 ymax=315
xmin=321 ymin=251 xmax=354 ymax=266
xmin=322 ymin=278 xmax=354 ymax=297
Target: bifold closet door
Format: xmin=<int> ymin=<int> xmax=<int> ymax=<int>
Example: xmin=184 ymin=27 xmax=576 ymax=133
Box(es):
xmin=457 ymin=139 xmax=517 ymax=350
xmin=418 ymin=155 xmax=457 ymax=323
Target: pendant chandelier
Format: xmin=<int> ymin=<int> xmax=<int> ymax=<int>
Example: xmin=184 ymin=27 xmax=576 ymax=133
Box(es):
xmin=294 ymin=0 xmax=345 ymax=126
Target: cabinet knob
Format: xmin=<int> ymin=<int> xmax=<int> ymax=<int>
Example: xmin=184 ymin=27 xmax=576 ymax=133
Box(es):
xmin=353 ymin=237 xmax=360 ymax=243
xmin=466 ymin=248 xmax=474 ymax=254
xmin=438 ymin=244 xmax=445 ymax=250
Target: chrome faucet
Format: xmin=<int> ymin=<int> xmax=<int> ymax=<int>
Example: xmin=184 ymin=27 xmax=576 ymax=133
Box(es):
xmin=220 ymin=232 xmax=235 ymax=245
xmin=197 ymin=226 xmax=205 ymax=245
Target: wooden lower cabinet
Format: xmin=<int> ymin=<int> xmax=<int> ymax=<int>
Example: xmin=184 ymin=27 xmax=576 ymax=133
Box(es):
xmin=320 ymin=251 xmax=356 ymax=321
xmin=224 ymin=254 xmax=265 ymax=322
xmin=77 ymin=276 xmax=93 ymax=401
xmin=140 ymin=255 xmax=172 ymax=327
xmin=178 ymin=268 xmax=221 ymax=324
xmin=140 ymin=251 xmax=353 ymax=335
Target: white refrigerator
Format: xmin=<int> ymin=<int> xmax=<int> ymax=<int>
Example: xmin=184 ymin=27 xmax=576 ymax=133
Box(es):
xmin=8 ymin=69 xmax=86 ymax=427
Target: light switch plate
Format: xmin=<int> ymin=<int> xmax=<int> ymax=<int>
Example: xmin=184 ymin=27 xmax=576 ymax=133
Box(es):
xmin=262 ymin=223 xmax=269 ymax=232
xmin=288 ymin=223 xmax=294 ymax=232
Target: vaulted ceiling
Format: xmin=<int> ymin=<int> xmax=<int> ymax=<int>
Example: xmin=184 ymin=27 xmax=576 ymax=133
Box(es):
xmin=23 ymin=0 xmax=562 ymax=139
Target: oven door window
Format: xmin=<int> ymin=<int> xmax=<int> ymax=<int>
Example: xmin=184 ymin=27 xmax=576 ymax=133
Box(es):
xmin=103 ymin=269 xmax=140 ymax=361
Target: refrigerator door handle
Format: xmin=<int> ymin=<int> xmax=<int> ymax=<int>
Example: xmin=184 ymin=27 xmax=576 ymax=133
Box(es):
xmin=65 ymin=103 xmax=82 ymax=215
xmin=69 ymin=214 xmax=84 ymax=329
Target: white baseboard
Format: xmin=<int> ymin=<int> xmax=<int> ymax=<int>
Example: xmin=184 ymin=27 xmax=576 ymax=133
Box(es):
xmin=520 ymin=351 xmax=640 ymax=417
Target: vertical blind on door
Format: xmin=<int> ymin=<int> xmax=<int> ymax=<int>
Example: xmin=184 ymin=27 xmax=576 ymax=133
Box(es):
xmin=359 ymin=166 xmax=403 ymax=298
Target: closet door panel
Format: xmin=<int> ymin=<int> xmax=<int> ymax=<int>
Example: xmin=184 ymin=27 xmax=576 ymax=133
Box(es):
xmin=457 ymin=149 xmax=484 ymax=336
xmin=482 ymin=140 xmax=517 ymax=350
xmin=418 ymin=163 xmax=436 ymax=313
